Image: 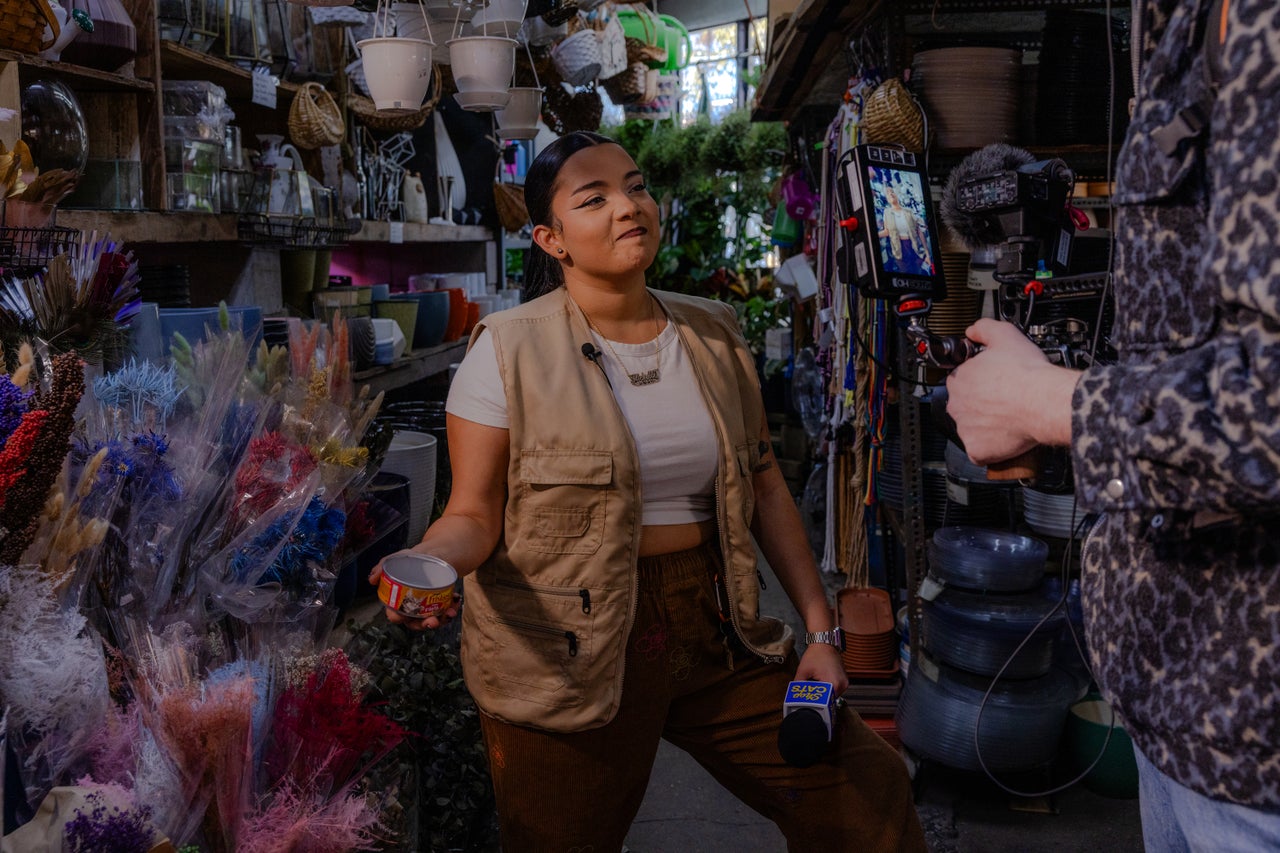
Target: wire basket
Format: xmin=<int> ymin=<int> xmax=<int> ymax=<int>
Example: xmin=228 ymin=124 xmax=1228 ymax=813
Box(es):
xmin=0 ymin=211 xmax=81 ymax=275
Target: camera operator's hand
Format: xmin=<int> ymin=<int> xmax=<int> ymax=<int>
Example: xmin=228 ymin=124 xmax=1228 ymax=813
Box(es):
xmin=946 ymin=319 xmax=1080 ymax=465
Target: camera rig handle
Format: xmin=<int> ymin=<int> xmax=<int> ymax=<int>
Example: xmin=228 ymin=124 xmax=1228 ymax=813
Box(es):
xmin=897 ymin=303 xmax=1040 ymax=481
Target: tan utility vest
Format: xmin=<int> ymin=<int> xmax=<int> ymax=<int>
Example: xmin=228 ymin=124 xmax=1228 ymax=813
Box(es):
xmin=458 ymin=286 xmax=794 ymax=732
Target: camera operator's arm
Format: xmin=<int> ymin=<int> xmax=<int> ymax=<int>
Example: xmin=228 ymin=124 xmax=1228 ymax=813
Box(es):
xmin=945 ymin=319 xmax=1079 ymax=465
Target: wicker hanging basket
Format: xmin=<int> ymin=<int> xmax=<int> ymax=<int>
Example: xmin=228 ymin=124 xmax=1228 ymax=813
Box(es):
xmin=863 ymin=78 xmax=927 ymax=152
xmin=289 ymin=82 xmax=346 ymax=148
xmin=0 ymin=0 xmax=59 ymax=54
xmin=347 ymin=64 xmax=442 ymax=132
xmin=493 ymin=181 xmax=528 ymax=233
xmin=601 ymin=61 xmax=648 ymax=105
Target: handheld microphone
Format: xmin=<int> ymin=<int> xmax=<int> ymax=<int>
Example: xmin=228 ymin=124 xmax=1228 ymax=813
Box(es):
xmin=778 ymin=680 xmax=837 ymax=768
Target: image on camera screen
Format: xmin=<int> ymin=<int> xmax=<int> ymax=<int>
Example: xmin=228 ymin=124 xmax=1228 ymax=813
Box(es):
xmin=868 ymin=166 xmax=937 ymax=278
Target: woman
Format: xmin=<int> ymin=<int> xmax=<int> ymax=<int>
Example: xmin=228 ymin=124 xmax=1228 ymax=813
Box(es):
xmin=372 ymin=132 xmax=924 ymax=852
xmin=877 ymin=186 xmax=932 ymax=276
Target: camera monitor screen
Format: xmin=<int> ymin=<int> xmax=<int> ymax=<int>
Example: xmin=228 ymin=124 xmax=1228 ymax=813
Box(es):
xmin=838 ymin=145 xmax=947 ymax=301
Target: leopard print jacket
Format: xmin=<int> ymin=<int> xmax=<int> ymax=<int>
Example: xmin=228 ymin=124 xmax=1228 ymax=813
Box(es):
xmin=1071 ymin=0 xmax=1280 ymax=807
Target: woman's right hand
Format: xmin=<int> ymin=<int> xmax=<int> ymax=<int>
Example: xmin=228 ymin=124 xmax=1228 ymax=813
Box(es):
xmin=368 ymin=551 xmax=462 ymax=633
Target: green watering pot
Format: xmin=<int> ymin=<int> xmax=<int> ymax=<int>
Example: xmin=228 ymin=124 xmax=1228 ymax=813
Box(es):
xmin=657 ymin=14 xmax=692 ymax=72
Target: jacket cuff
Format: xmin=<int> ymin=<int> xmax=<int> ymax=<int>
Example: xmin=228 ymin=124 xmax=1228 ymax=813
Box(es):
xmin=1070 ymin=363 xmax=1161 ymax=511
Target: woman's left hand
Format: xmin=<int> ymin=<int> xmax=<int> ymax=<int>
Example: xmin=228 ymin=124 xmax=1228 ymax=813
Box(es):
xmin=796 ymin=642 xmax=848 ymax=694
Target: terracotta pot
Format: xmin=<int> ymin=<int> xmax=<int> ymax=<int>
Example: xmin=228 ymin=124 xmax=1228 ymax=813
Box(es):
xmin=441 ymin=287 xmax=468 ymax=341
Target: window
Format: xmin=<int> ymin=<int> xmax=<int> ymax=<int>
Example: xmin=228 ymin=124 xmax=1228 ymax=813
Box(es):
xmin=678 ymin=18 xmax=768 ymax=126
xmin=593 ymin=17 xmax=769 ymax=127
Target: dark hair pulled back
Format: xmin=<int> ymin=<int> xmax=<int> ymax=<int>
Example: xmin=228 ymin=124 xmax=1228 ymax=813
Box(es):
xmin=522 ymin=131 xmax=616 ymax=300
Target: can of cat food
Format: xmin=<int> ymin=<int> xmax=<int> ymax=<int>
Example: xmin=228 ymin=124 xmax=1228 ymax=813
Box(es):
xmin=377 ymin=553 xmax=458 ymax=618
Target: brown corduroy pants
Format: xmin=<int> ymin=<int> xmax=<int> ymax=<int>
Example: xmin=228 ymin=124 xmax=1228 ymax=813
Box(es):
xmin=477 ymin=543 xmax=927 ymax=853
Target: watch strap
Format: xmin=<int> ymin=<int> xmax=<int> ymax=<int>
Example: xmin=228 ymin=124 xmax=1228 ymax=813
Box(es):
xmin=804 ymin=627 xmax=845 ymax=651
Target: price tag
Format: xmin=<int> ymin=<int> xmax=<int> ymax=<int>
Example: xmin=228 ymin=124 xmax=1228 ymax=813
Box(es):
xmin=389 ymin=222 xmax=405 ymax=244
xmin=251 ymin=72 xmax=277 ymax=109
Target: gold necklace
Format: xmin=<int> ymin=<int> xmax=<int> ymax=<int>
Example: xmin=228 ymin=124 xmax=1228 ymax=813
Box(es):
xmin=581 ymin=295 xmax=662 ymax=387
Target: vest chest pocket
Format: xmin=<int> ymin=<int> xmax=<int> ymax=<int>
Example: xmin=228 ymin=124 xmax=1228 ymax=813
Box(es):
xmin=517 ymin=450 xmax=612 ymax=555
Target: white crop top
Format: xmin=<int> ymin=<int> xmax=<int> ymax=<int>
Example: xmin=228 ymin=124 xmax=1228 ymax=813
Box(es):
xmin=446 ymin=322 xmax=719 ymax=525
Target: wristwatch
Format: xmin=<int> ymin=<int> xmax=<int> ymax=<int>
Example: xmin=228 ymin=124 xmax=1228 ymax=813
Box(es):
xmin=805 ymin=627 xmax=846 ymax=652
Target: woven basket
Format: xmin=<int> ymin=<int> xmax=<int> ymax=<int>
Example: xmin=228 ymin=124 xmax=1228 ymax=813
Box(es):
xmin=551 ymin=27 xmax=602 ymax=87
xmin=493 ymin=181 xmax=528 ymax=233
xmin=540 ymin=0 xmax=579 ymax=27
xmin=0 ymin=0 xmax=59 ymax=54
xmin=863 ymin=78 xmax=927 ymax=152
xmin=624 ymin=36 xmax=665 ymax=67
xmin=348 ymin=64 xmax=442 ymax=131
xmin=289 ymin=82 xmax=346 ymax=148
xmin=542 ymin=81 xmax=602 ymax=136
xmin=592 ymin=9 xmax=627 ymax=80
xmin=309 ymin=5 xmax=369 ymax=25
xmin=601 ymin=61 xmax=648 ymax=105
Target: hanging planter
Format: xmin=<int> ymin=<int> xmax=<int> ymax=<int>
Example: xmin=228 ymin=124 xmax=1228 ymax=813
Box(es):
xmin=495 ymin=87 xmax=542 ymax=139
xmin=448 ymin=33 xmax=516 ymax=111
xmin=357 ymin=0 xmax=435 ymax=112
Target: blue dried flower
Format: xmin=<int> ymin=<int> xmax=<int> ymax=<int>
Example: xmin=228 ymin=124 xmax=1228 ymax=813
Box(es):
xmin=231 ymin=497 xmax=347 ymax=591
xmin=72 ymin=430 xmax=180 ymax=509
xmin=0 ymin=374 xmax=32 ymax=449
xmin=94 ymin=360 xmax=183 ymax=429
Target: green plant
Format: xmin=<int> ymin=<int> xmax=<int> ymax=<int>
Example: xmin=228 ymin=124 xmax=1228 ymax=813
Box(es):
xmin=729 ymin=293 xmax=790 ymax=379
xmin=605 ymin=111 xmax=786 ymax=298
xmin=345 ymin=620 xmax=498 ymax=852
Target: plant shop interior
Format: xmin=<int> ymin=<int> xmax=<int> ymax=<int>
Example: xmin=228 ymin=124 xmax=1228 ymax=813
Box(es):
xmin=2 ymin=0 xmax=1221 ymax=848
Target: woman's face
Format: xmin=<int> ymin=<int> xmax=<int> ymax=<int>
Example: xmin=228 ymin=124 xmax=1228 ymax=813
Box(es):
xmin=534 ymin=143 xmax=660 ymax=282
xmin=885 ymin=187 xmax=900 ymax=207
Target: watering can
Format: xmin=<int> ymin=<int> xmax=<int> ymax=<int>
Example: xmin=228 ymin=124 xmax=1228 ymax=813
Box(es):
xmin=38 ymin=1 xmax=94 ymax=61
xmin=657 ymin=14 xmax=691 ymax=73
xmin=258 ymin=134 xmax=314 ymax=217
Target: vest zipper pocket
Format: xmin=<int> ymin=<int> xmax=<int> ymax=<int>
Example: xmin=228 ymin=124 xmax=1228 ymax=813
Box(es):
xmin=491 ymin=578 xmax=593 ymax=614
xmin=494 ymin=616 xmax=579 ymax=657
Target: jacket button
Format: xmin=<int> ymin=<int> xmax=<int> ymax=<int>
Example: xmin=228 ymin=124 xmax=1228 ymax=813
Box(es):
xmin=1105 ymin=478 xmax=1125 ymax=500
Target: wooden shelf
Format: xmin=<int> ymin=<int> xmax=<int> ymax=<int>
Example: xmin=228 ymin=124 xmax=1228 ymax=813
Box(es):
xmin=352 ymin=221 xmax=492 ymax=244
xmin=159 ymin=41 xmax=298 ymax=108
xmin=0 ymin=48 xmax=155 ymax=92
xmin=354 ymin=339 xmax=467 ymax=395
xmin=56 ymin=211 xmax=496 ymax=246
xmin=58 ymin=210 xmax=238 ymax=242
xmin=753 ymin=0 xmax=876 ymax=121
